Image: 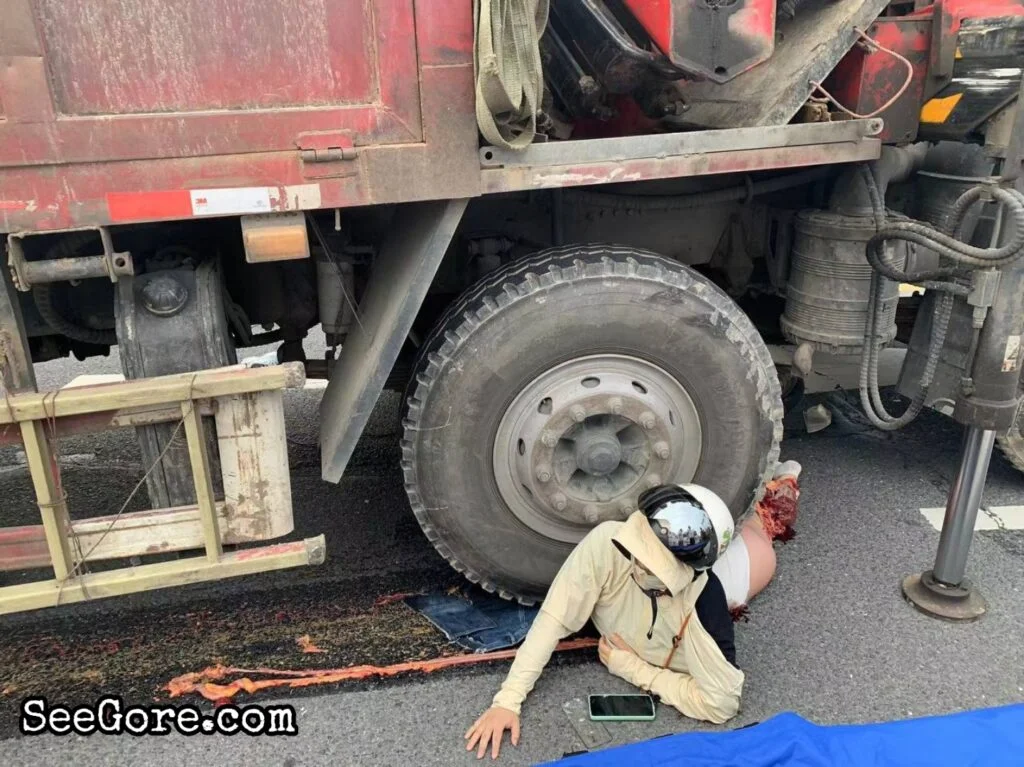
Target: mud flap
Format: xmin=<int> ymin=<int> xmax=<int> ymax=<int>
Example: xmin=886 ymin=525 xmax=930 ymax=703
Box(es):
xmin=320 ymin=198 xmax=469 ymax=483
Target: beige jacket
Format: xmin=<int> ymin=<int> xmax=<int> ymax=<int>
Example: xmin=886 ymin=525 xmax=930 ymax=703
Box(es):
xmin=492 ymin=512 xmax=744 ymax=723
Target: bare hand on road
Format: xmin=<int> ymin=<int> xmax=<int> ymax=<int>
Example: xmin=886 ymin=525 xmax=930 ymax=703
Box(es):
xmin=465 ymin=705 xmax=520 ymax=760
xmin=598 ymin=633 xmax=637 ymax=667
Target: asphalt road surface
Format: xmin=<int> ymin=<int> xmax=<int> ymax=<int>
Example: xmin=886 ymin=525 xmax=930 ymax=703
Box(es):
xmin=1 ymin=346 xmax=1023 ymax=766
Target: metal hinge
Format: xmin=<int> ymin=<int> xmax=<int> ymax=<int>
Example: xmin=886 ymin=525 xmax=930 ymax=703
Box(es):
xmin=297 ymin=131 xmax=359 ymax=164
xmin=300 ymin=146 xmax=358 ymax=163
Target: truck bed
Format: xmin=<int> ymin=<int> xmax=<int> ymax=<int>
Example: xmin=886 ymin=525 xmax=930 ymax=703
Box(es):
xmin=0 ymin=0 xmax=881 ymax=235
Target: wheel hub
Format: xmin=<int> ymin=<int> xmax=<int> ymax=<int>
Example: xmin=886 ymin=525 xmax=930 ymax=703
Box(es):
xmin=574 ymin=427 xmax=622 ymax=476
xmin=493 ymin=355 xmax=702 ymax=542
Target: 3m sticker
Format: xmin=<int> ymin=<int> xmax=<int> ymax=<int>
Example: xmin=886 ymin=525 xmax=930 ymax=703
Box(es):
xmin=190 ymin=188 xmax=272 ymax=216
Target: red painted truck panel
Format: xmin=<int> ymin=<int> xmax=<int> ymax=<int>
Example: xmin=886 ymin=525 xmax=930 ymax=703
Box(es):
xmin=0 ymin=0 xmax=896 ymax=234
xmin=2 ymin=0 xmax=420 ymax=167
xmin=38 ymin=0 xmax=375 ymax=115
xmin=0 ymin=0 xmax=482 ymax=231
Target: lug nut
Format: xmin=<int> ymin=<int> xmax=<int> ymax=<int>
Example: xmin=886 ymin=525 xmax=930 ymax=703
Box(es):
xmin=542 ymin=431 xmax=558 ymax=447
xmin=571 ymin=406 xmax=587 ymax=423
xmin=646 ymin=474 xmax=662 ymax=489
xmin=583 ymin=505 xmax=599 ymax=524
xmin=640 ymin=411 xmax=656 ymax=430
xmin=609 ymin=397 xmax=623 ymax=415
xmin=536 ymin=465 xmax=552 ymax=483
xmin=551 ymin=493 xmax=568 ymax=511
xmin=654 ymin=441 xmax=670 ymax=460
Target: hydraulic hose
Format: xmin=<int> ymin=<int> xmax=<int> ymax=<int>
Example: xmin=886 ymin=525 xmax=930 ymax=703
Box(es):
xmin=857 ymin=164 xmax=1024 ymax=430
xmin=33 ymin=283 xmax=117 ymax=347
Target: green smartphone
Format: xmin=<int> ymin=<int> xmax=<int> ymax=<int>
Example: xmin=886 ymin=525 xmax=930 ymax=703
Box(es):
xmin=588 ymin=694 xmax=657 ymax=722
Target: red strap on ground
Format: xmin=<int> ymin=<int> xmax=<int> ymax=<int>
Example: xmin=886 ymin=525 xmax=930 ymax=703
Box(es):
xmin=166 ymin=638 xmax=599 ymax=702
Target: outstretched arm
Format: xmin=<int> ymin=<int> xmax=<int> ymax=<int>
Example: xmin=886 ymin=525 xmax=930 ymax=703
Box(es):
xmin=465 ymin=609 xmax=576 ymax=759
xmin=491 ymin=610 xmax=572 ymax=713
xmin=466 ymin=523 xmax=615 ymax=759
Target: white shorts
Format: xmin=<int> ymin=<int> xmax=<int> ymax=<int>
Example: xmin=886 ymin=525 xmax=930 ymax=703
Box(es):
xmin=712 ymin=532 xmax=750 ymax=609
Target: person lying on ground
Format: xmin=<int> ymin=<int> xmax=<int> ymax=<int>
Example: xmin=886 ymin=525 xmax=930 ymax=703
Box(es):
xmin=464 ymin=461 xmax=802 ymax=759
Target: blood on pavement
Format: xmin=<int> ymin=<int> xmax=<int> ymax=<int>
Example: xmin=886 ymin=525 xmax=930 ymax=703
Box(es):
xmin=166 ymin=638 xmax=599 ymax=702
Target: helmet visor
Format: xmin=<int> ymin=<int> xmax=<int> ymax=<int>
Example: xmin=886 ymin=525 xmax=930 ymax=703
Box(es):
xmin=649 ymin=497 xmax=718 ymax=569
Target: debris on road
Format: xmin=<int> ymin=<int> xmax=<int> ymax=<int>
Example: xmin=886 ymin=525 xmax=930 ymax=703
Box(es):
xmin=295 ymin=635 xmax=327 ymax=654
xmin=803 ymin=403 xmax=833 ymax=434
xmin=372 ymin=591 xmax=422 ymax=608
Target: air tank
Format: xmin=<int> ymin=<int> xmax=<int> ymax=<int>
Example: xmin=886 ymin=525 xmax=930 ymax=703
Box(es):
xmin=781 ymin=210 xmax=905 ymax=355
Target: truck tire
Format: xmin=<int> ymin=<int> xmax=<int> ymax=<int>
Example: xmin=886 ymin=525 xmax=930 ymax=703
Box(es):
xmin=402 ymin=245 xmax=784 ymax=603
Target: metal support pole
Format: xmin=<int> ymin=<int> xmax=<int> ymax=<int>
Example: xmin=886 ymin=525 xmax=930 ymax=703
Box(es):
xmin=903 ymin=159 xmax=1024 ymax=621
xmin=932 ymin=427 xmax=995 ymax=584
xmin=902 ymin=427 xmax=992 ymax=621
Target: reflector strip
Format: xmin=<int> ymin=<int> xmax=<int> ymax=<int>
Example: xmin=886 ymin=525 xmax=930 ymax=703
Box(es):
xmin=107 ymin=184 xmax=322 ymax=222
xmin=920 ymin=93 xmax=963 ymax=124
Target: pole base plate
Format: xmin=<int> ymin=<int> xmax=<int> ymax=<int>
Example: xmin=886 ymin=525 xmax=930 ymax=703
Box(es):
xmin=902 ymin=571 xmax=987 ymax=622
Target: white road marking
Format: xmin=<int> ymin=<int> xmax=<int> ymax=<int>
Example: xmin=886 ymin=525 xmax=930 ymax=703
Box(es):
xmin=919 ymin=505 xmax=1024 ymax=531
xmin=63 ymin=373 xmax=125 ymax=388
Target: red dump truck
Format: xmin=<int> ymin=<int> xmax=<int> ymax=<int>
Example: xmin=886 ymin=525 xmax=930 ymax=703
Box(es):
xmin=1 ymin=0 xmax=1023 ymax=615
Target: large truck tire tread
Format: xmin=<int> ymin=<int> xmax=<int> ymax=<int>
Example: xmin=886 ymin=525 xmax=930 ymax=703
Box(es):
xmin=402 ymin=245 xmax=784 ymax=603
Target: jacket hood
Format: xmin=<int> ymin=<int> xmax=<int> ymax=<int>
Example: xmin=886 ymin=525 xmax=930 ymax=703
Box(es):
xmin=613 ymin=511 xmax=694 ymax=596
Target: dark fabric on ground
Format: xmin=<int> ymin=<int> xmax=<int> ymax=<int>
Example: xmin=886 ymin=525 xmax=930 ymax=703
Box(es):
xmin=405 ymin=592 xmax=538 ymax=652
xmin=408 ymin=573 xmax=735 ymax=661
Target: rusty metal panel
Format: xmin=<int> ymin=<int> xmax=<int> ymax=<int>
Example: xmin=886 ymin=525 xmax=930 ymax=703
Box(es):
xmin=38 ymin=0 xmax=375 ymax=115
xmin=0 ymin=0 xmax=481 ymax=233
xmin=0 ymin=0 xmax=422 ymax=166
xmin=481 ymin=141 xmax=881 ymax=194
xmin=621 ymin=0 xmax=776 ymax=82
xmin=0 ymin=65 xmax=480 ymax=232
xmin=681 ymin=0 xmax=892 ymax=128
xmin=825 ymin=19 xmax=933 ymax=144
xmin=480 ymin=120 xmax=883 ymax=193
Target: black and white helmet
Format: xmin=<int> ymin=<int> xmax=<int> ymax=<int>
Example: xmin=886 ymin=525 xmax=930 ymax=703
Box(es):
xmin=637 ymin=483 xmax=735 ymax=570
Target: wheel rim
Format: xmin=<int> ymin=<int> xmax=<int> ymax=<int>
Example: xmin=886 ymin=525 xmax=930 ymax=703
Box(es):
xmin=493 ymin=354 xmax=703 ymax=543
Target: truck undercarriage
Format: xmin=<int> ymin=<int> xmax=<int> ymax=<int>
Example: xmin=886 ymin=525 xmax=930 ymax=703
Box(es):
xmin=1 ymin=0 xmax=1022 ymax=616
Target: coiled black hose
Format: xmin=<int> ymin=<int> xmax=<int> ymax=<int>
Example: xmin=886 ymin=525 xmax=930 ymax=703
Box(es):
xmin=32 ymin=232 xmax=117 ymax=346
xmin=858 ymin=165 xmax=1024 ymax=430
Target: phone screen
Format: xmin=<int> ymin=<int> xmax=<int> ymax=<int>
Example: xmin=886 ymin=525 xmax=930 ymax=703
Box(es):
xmin=588 ymin=694 xmax=655 ymax=719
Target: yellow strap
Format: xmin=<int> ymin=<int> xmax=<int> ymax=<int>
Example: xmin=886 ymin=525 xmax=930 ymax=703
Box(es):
xmin=474 ymin=0 xmax=549 ymax=150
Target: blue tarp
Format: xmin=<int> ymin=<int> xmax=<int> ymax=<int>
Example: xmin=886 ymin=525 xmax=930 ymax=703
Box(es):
xmin=546 ymin=704 xmax=1024 ymax=767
